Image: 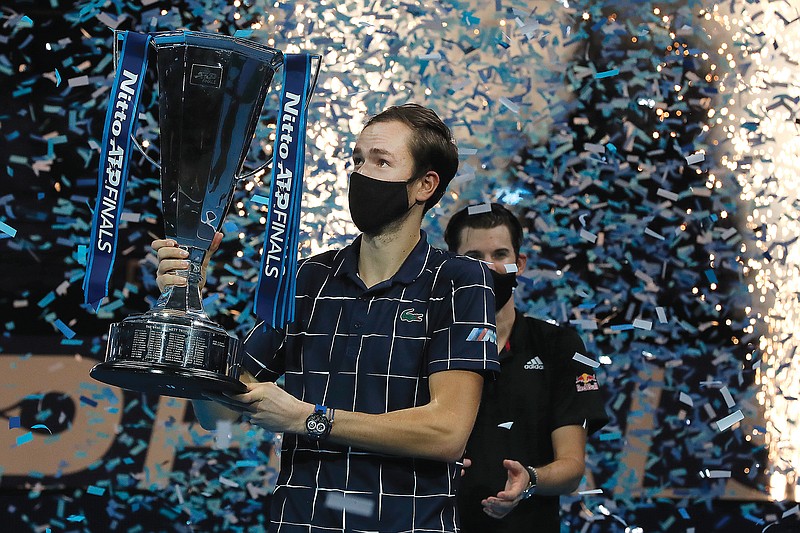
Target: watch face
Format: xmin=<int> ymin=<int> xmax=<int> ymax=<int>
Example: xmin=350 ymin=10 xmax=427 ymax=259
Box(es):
xmin=306 ymin=412 xmax=330 ymax=439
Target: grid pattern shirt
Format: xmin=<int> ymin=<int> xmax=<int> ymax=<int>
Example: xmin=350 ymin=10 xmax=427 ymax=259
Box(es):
xmin=243 ymin=232 xmax=499 ymax=533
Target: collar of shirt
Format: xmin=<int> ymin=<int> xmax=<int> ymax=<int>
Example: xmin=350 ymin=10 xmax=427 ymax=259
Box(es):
xmin=333 ymin=230 xmax=431 ymax=292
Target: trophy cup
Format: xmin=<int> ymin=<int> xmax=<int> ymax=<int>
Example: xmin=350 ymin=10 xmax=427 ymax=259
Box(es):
xmin=87 ymin=31 xmax=316 ymax=399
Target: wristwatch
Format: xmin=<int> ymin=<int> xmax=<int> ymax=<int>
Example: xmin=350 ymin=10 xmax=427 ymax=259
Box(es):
xmin=519 ymin=465 xmax=538 ymax=499
xmin=305 ymin=404 xmax=334 ymax=441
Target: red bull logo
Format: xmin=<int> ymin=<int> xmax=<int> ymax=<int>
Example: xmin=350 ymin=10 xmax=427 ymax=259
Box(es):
xmin=576 ymin=372 xmax=599 ymax=392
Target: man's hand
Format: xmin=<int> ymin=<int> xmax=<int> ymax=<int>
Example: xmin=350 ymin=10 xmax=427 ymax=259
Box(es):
xmin=460 ymin=457 xmax=472 ymax=477
xmin=152 ymin=232 xmax=223 ymax=292
xmin=480 ymin=459 xmax=529 ymax=519
xmin=229 ymin=382 xmax=311 ymax=435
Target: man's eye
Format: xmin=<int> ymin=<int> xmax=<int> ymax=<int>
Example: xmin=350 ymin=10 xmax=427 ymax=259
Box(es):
xmin=379 ymin=160 xmax=390 ymax=167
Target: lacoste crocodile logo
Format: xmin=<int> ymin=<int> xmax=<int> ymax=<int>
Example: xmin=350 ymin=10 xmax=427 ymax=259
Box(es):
xmin=400 ymin=308 xmax=423 ymax=323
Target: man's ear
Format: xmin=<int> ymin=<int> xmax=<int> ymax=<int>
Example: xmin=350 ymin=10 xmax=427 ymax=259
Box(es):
xmin=516 ymin=252 xmax=527 ymax=274
xmin=413 ymin=171 xmax=440 ymax=204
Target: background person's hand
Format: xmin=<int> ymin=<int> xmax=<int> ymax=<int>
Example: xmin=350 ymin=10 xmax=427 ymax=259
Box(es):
xmin=480 ymin=459 xmax=529 ymax=519
xmin=152 ymin=232 xmax=223 ymax=293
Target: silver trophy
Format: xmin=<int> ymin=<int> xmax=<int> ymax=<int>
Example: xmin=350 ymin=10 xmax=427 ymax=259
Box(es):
xmin=90 ymin=31 xmax=311 ymax=399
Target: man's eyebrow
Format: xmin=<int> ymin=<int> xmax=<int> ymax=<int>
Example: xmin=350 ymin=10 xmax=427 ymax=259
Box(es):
xmin=369 ymin=147 xmax=393 ymax=157
xmin=352 ymin=147 xmax=393 ymax=158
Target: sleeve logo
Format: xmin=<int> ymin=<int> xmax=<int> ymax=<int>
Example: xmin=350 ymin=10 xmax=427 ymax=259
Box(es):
xmin=576 ymin=373 xmax=599 ymax=392
xmin=466 ymin=327 xmax=497 ymax=345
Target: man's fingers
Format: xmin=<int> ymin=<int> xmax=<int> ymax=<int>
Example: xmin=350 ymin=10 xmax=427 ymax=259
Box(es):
xmin=157 ymin=274 xmax=187 ymax=290
xmin=209 ymin=232 xmax=223 ymax=254
xmin=157 ymin=246 xmax=189 ymax=261
xmin=228 ymin=390 xmax=258 ymax=404
xmin=152 ymin=239 xmax=177 ymax=251
xmin=156 ymin=259 xmax=190 ymax=276
xmin=495 ymin=490 xmax=519 ymax=501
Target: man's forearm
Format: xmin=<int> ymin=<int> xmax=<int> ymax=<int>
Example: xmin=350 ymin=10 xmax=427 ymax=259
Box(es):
xmin=319 ymin=370 xmax=483 ymax=462
xmin=326 ymin=401 xmax=472 ymax=462
xmin=528 ymin=456 xmax=585 ymax=495
xmin=529 ymin=424 xmax=587 ymax=495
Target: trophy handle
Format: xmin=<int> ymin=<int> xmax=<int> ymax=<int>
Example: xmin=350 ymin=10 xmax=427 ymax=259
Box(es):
xmin=112 ymin=30 xmax=162 ymax=170
xmin=237 ymin=54 xmax=322 ymax=181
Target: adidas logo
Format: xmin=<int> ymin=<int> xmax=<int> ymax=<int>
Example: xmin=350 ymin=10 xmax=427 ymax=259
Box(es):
xmin=524 ymin=357 xmax=544 ymax=370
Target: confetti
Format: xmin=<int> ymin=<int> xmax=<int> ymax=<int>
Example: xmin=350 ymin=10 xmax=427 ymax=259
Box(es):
xmin=53 ymin=318 xmax=76 ymax=339
xmin=0 ymin=219 xmax=18 ymax=238
xmin=16 ymin=432 xmax=33 ymax=446
xmin=572 ymin=352 xmax=600 ymax=368
xmin=594 ymin=68 xmax=620 ymax=79
xmin=325 ymin=492 xmax=374 ymax=517
xmin=715 ymin=410 xmax=744 ymax=432
xmin=685 ymin=152 xmax=705 ymax=165
xmin=86 ymin=485 xmax=106 ymax=496
xmin=467 ymin=203 xmax=492 ymax=215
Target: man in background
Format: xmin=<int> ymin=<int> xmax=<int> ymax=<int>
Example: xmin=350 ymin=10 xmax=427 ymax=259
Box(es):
xmin=445 ymin=203 xmax=609 ymax=532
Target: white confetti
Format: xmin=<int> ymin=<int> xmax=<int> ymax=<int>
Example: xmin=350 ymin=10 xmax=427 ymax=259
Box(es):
xmin=467 ymin=203 xmax=492 ymax=215
xmin=580 ymin=228 xmax=598 ymax=243
xmin=679 ymin=392 xmax=693 ymax=406
xmin=573 ymin=352 xmax=600 ymax=368
xmin=684 ymin=152 xmax=705 ymax=165
xmin=656 ymin=188 xmax=679 ymax=201
xmin=325 ymin=492 xmax=374 ymax=517
xmin=714 ymin=410 xmax=744 ymax=432
xmin=720 ymin=386 xmax=735 ymax=408
xmin=499 ymin=97 xmax=520 ymax=114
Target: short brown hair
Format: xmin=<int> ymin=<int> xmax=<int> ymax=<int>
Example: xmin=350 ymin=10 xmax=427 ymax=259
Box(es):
xmin=365 ymin=103 xmax=458 ymax=212
xmin=444 ymin=203 xmax=524 ymax=257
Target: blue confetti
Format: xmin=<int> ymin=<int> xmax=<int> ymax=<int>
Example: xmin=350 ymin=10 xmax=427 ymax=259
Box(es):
xmin=9 ymin=416 xmax=20 ymax=429
xmin=16 ymin=431 xmax=33 ymax=446
xmin=595 ymin=68 xmax=620 ymax=79
xmin=79 ymin=395 xmax=98 ymax=408
xmin=87 ymin=485 xmax=106 ymax=496
xmin=53 ymin=318 xmax=76 ymax=339
xmin=0 ymin=219 xmax=18 ymax=238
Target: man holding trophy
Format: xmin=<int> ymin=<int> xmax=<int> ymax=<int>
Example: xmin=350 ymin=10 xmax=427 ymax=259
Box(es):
xmin=154 ymin=103 xmax=500 ymax=531
xmin=84 ymin=29 xmax=497 ymax=531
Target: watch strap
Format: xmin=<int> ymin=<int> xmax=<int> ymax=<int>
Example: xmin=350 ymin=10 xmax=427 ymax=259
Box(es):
xmin=520 ymin=465 xmax=538 ymax=499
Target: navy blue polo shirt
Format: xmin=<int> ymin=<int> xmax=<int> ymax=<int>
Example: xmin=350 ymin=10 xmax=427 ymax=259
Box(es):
xmin=242 ymin=232 xmax=499 ymax=533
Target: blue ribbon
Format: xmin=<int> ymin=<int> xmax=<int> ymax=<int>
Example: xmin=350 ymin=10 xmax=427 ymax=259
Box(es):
xmin=83 ymin=31 xmax=150 ymax=310
xmin=254 ymin=54 xmax=314 ymax=328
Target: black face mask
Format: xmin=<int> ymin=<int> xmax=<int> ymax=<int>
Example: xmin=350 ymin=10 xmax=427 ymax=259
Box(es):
xmin=348 ymin=171 xmax=418 ymax=235
xmin=490 ymin=269 xmax=518 ymax=311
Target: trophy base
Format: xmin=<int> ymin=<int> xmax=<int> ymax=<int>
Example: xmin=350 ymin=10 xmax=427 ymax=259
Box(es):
xmin=90 ymin=360 xmax=246 ymax=399
xmin=92 ymin=311 xmax=243 ymax=400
